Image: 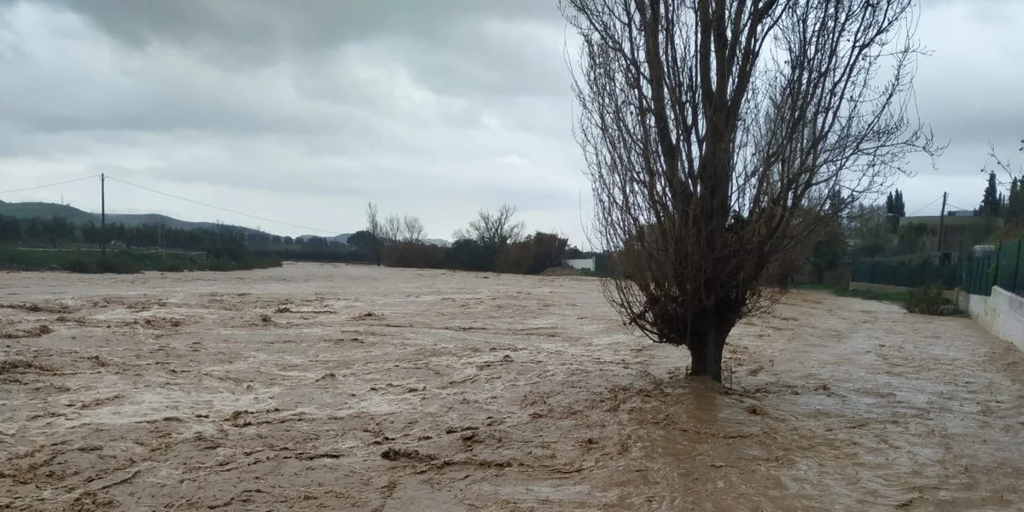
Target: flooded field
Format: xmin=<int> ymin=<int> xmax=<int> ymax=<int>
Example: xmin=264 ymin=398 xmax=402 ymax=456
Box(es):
xmin=2 ymin=263 xmax=1023 ymax=511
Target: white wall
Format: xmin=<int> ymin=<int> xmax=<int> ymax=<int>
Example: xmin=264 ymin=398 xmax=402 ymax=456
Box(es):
xmin=958 ymin=287 xmax=1024 ymax=352
xmin=564 ymin=258 xmax=596 ymax=271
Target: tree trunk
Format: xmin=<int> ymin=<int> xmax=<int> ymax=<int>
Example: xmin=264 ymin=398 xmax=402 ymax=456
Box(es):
xmin=688 ymin=335 xmax=724 ymax=382
xmin=687 ymin=309 xmax=740 ymax=383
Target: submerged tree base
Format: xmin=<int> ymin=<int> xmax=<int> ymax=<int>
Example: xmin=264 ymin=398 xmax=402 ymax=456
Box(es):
xmin=688 ymin=340 xmax=725 ymax=383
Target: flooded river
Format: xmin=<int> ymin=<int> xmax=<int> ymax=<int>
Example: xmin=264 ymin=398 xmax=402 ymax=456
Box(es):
xmin=1 ymin=263 xmax=1022 ymax=511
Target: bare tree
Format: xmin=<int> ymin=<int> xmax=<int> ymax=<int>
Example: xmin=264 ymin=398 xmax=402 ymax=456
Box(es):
xmin=365 ymin=202 xmax=383 ymax=266
xmin=401 ymin=214 xmax=427 ymax=243
xmin=453 ymin=204 xmax=525 ymax=248
xmin=562 ymin=0 xmax=940 ymax=381
xmin=987 ymin=137 xmax=1024 ymax=184
xmin=381 ymin=214 xmax=403 ymax=246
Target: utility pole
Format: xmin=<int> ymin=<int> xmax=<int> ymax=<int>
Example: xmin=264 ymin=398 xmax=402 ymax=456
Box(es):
xmin=100 ymin=173 xmax=106 ymax=253
xmin=937 ymin=192 xmax=948 ymax=263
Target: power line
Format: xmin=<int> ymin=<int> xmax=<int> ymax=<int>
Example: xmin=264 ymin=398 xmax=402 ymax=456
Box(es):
xmin=0 ymin=174 xmax=100 ymax=196
xmin=907 ymin=195 xmax=944 ymax=217
xmin=104 ymin=175 xmax=339 ymax=235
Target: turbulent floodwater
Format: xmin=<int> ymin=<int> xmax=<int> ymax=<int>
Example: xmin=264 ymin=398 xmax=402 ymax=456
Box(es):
xmin=1 ymin=263 xmax=1023 ymax=511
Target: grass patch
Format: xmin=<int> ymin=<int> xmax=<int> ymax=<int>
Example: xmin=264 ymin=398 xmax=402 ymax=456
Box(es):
xmin=830 ymin=287 xmax=909 ymax=303
xmin=792 ymin=283 xmax=908 ymax=303
xmin=797 ymin=282 xmax=965 ymax=316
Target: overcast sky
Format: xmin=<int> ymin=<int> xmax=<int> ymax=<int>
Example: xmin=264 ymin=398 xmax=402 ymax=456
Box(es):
xmin=0 ymin=0 xmax=1021 ymax=245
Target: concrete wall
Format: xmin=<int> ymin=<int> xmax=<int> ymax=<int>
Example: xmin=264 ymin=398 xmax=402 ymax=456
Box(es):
xmin=564 ymin=258 xmax=596 ymax=272
xmin=958 ymin=287 xmax=1024 ymax=352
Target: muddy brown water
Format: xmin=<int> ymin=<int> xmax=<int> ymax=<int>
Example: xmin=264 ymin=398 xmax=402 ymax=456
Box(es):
xmin=1 ymin=263 xmax=1023 ymax=511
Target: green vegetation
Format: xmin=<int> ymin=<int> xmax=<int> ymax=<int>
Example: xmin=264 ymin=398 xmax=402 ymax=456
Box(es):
xmin=0 ymin=248 xmax=266 ymax=274
xmin=0 ymin=248 xmax=281 ymax=274
xmin=0 ymin=212 xmax=284 ymax=274
xmin=793 ymin=283 xmax=907 ymax=302
xmin=0 ymin=199 xmax=607 ymax=276
xmin=903 ymin=283 xmax=962 ymax=316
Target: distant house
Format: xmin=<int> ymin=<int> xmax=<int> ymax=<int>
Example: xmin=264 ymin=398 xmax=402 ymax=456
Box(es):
xmin=563 ymin=257 xmax=596 ymax=272
xmin=898 ymin=215 xmax=1003 ymax=262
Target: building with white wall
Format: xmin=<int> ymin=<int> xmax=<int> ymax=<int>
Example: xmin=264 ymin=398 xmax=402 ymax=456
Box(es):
xmin=563 ymin=258 xmax=596 ymax=272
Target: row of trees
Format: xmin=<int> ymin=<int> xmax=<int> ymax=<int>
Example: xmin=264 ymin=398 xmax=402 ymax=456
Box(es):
xmin=0 ymin=215 xmax=77 ymax=249
xmin=0 ymin=214 xmax=222 ymax=252
xmin=353 ymin=203 xmax=573 ymax=275
xmin=0 ymin=214 xmax=350 ymax=254
xmin=0 ymin=207 xmax=582 ymax=277
xmin=0 ymin=214 xmax=277 ymax=266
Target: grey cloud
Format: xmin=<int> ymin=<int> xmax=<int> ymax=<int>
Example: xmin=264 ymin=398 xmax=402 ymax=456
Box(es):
xmin=39 ymin=0 xmax=572 ymax=98
xmin=0 ymin=0 xmax=1020 ymax=246
xmin=46 ymin=0 xmax=559 ymax=49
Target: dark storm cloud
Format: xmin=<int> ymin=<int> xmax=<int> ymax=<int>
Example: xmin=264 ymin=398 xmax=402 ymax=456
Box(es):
xmin=48 ymin=0 xmax=559 ymax=50
xmin=39 ymin=0 xmax=572 ymax=97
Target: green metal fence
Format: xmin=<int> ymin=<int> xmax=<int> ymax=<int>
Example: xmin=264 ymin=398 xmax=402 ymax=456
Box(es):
xmin=849 ymin=246 xmax=1006 ymax=296
xmin=850 ymin=260 xmax=959 ymax=290
xmin=990 ymin=238 xmax=1024 ymax=296
xmin=960 ymin=254 xmax=994 ymax=296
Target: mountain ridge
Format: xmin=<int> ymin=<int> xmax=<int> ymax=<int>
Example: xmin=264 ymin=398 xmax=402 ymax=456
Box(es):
xmin=0 ymin=200 xmax=450 ymax=245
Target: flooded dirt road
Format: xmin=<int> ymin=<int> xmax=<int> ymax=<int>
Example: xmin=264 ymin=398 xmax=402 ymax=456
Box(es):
xmin=2 ymin=263 xmax=1023 ymax=511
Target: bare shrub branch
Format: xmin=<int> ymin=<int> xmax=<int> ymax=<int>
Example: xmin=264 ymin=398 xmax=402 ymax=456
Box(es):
xmin=453 ymin=204 xmax=525 ymax=248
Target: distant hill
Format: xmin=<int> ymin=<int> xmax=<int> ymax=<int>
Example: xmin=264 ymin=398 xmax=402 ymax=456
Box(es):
xmin=0 ymin=201 xmax=252 ymax=233
xmin=0 ymin=201 xmax=97 ymax=225
xmin=0 ymin=200 xmax=451 ymax=245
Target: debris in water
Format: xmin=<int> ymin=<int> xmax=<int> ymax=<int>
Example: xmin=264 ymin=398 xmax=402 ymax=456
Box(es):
xmin=380 ymin=447 xmax=436 ymax=462
xmin=315 ymin=372 xmax=337 ymax=382
xmin=0 ymin=324 xmax=54 ymax=339
xmin=446 ymin=426 xmax=479 ymax=434
xmin=0 ymin=357 xmax=56 ymax=374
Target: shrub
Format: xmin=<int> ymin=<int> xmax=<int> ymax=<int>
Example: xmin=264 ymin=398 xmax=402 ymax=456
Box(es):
xmin=903 ymin=283 xmax=961 ymax=316
xmin=495 ymin=232 xmax=569 ymax=274
xmin=444 ymin=239 xmax=497 ymax=272
xmin=383 ymin=243 xmax=445 ymax=269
